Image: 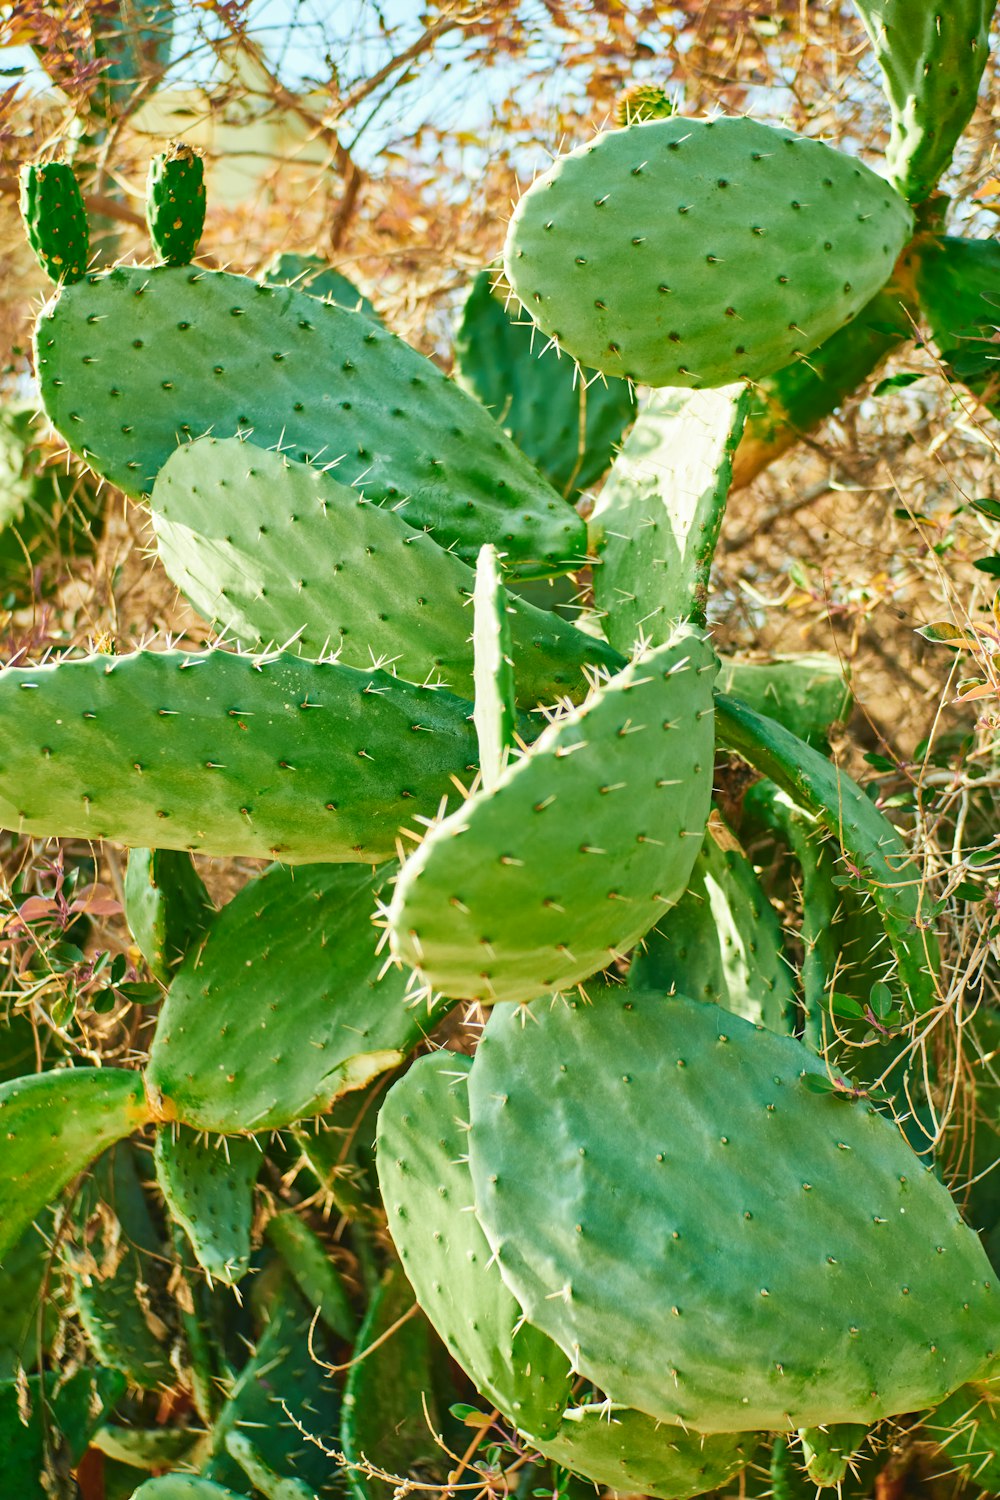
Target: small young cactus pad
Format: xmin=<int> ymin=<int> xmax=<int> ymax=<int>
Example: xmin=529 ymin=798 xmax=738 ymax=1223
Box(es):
xmin=467 ymin=989 xmax=998 ymax=1432
xmin=388 ymin=627 xmax=716 ymax=1002
xmin=146 ymin=142 xmax=206 ymax=265
xmin=154 ymin=1125 xmax=260 ymax=1283
xmin=19 ymin=161 xmax=89 ymax=284
xmin=504 ymin=115 xmax=913 ymax=388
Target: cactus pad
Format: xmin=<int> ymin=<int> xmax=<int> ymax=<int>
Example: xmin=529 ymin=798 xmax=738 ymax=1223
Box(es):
xmin=388 ymin=627 xmax=716 ymax=1002
xmin=453 ymin=270 xmax=635 ymax=501
xmin=717 ymin=655 xmax=852 ymax=750
xmin=854 ymin=1 xmax=995 ymax=204
xmin=0 ymin=647 xmax=478 ymax=864
xmin=504 ymin=115 xmax=912 ymax=388
xmin=264 ymin=251 xmax=380 ymax=321
xmin=797 ymin=1423 xmax=868 ymax=1488
xmin=147 ymin=861 xmax=439 ymax=1133
xmin=0 ymin=1067 xmax=149 ymax=1257
xmin=146 ymin=143 xmax=206 ymax=265
xmin=155 ymin=1125 xmax=260 ymax=1283
xmin=124 ymin=847 xmax=215 ymax=981
xmin=150 ymin=438 xmax=616 ymax=703
xmin=590 ymin=384 xmax=748 ymax=643
xmin=468 ymin=989 xmax=998 ymax=1432
xmin=376 ymin=1051 xmax=574 ymax=1437
xmin=341 ymin=1265 xmax=446 ymax=1500
xmin=34 ymin=264 xmax=585 ymax=576
xmin=19 ymin=162 xmax=89 ymax=284
xmin=533 ymin=1404 xmax=751 ymax=1499
xmin=715 ymin=693 xmax=937 ymax=1012
xmin=630 ymin=816 xmax=795 ymax=1033
xmin=473 ymin=544 xmax=517 ymax=790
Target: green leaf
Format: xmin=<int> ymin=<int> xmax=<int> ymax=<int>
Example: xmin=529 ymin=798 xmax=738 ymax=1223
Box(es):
xmin=974 ymin=557 xmax=1000 ymax=577
xmin=872 ymin=372 xmax=923 ymax=395
xmin=800 ymin=1073 xmax=838 ymax=1094
xmin=972 ymin=497 xmax=1000 ymax=522
xmin=869 ymin=982 xmax=894 ymax=1019
xmin=831 ymin=994 xmax=866 ymax=1020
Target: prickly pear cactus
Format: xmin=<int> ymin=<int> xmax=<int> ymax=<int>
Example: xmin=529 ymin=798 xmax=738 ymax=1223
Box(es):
xmin=19 ymin=161 xmax=89 ymax=283
xmin=504 ymin=115 xmax=913 ymax=387
xmin=146 ymin=142 xmax=206 ymax=265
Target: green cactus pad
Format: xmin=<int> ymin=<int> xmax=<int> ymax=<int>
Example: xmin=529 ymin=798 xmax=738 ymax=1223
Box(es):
xmin=0 ymin=1222 xmax=54 ymax=1380
xmin=124 ymin=847 xmax=215 ymax=981
xmin=590 ymin=384 xmax=749 ymax=644
xmin=854 ymin=1 xmax=994 ymax=204
xmin=504 ymin=115 xmax=913 ymax=388
xmin=207 ymin=1280 xmax=343 ymax=1497
xmin=92 ymin=1420 xmax=206 ymax=1469
xmin=715 ymin=693 xmax=937 ymax=1013
xmin=467 ymin=989 xmax=998 ymax=1432
xmin=19 ymin=161 xmax=89 ymax=284
xmin=532 ymin=1404 xmax=751 ymax=1499
xmin=376 ymin=1051 xmax=574 ymax=1436
xmin=34 ymin=264 xmax=585 ymax=577
xmin=264 ymin=251 xmax=380 ymax=322
xmin=131 ymin=1480 xmax=250 ymax=1500
xmin=473 ymin=544 xmax=518 ymax=790
xmin=797 ymin=1423 xmax=868 ymax=1488
xmin=0 ymin=1067 xmax=149 ymax=1258
xmin=154 ymin=1125 xmax=260 ymax=1282
xmin=148 ymin=861 xmax=438 ymax=1133
xmin=150 ymin=438 xmax=616 ymax=704
xmin=717 ymin=655 xmax=852 ymax=750
xmin=388 ymin=627 xmax=716 ymax=1002
xmin=912 ymin=234 xmax=1000 ymax=407
xmin=629 ymin=816 xmax=795 ymax=1034
xmin=0 ymin=647 xmax=478 ymax=864
xmin=0 ymin=402 xmax=104 ymax=595
xmin=341 ymin=1265 xmax=447 ymax=1500
xmin=146 ymin=143 xmax=206 ymax=265
xmin=265 ymin=1211 xmax=356 ymax=1339
xmin=1 ymin=1365 xmax=125 ymax=1496
xmin=922 ymin=1377 xmax=1000 ymax=1491
xmin=453 ymin=270 xmax=635 ymax=501
xmin=67 ymin=1143 xmax=175 ymax=1388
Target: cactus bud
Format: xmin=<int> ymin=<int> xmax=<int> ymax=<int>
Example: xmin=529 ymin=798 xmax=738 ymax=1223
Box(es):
xmin=19 ymin=161 xmax=89 ymax=284
xmin=614 ymin=83 xmax=673 ymax=128
xmin=146 ymin=142 xmax=206 ymax=266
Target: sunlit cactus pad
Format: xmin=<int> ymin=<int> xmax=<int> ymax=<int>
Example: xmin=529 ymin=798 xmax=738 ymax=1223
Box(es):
xmin=34 ymin=264 xmax=585 ymax=576
xmin=505 ymin=115 xmax=912 ymax=387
